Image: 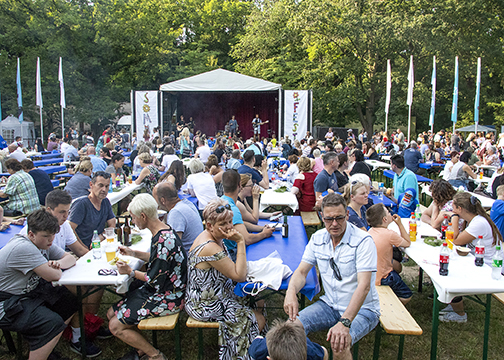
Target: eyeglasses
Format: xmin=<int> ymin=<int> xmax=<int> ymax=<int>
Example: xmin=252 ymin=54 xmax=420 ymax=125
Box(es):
xmin=329 ymin=258 xmax=342 ymax=281
xmin=215 ymin=204 xmax=231 ymax=214
xmin=323 ymin=216 xmax=346 ymax=225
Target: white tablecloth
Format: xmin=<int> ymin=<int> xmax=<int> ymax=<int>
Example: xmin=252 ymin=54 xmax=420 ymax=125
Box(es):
xmin=107 ymin=183 xmax=143 ymax=205
xmin=421 ymin=187 xmax=495 ymax=209
xmin=389 ymin=218 xmax=504 ymax=303
xmin=53 ymin=228 xmax=152 ymax=293
xmin=365 ymin=159 xmax=391 ymax=171
xmin=260 ymin=189 xmax=298 ymax=212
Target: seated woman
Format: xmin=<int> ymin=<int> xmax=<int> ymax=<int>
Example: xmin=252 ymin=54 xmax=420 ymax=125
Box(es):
xmin=0 ymin=159 xmax=40 ymax=215
xmin=236 ymin=174 xmax=281 ymax=231
xmin=108 ymin=194 xmax=187 ymax=360
xmin=335 ymin=153 xmax=349 ymax=188
xmin=349 ymin=149 xmax=372 ymax=179
xmin=484 ymin=146 xmax=500 ymax=167
xmin=105 ymin=153 xmax=125 ymax=182
xmin=425 ymin=143 xmax=441 ymax=163
xmin=159 ymin=160 xmax=185 ymax=190
xmin=159 ymin=145 xmax=179 ymax=172
xmin=440 ymin=192 xmax=503 ymax=323
xmin=206 ymin=154 xmax=224 ymax=197
xmin=312 ymin=149 xmax=324 ymax=174
xmin=100 ymin=147 xmax=112 ymax=165
xmin=343 ymin=180 xmax=369 ymax=230
xmin=185 ymin=198 xmax=266 ymax=359
xmin=283 ymin=154 xmax=299 ymax=185
xmin=363 ymin=141 xmax=379 ymax=160
xmin=291 ymin=156 xmax=317 ymax=213
xmin=65 ymin=158 xmax=93 ymax=199
xmin=446 ymin=151 xmax=477 ymax=190
xmin=186 ymin=159 xmax=217 ymax=212
xmin=421 ymin=179 xmax=462 ymax=230
xmin=135 ymin=152 xmax=160 ymax=194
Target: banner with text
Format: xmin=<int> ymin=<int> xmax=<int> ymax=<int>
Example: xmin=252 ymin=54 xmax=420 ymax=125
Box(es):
xmin=284 ymin=90 xmax=308 ymax=141
xmin=135 ymin=91 xmax=159 ymax=139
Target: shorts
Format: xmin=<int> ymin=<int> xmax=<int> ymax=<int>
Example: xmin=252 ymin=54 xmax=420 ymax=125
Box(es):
xmin=298 ymin=300 xmax=379 ymax=345
xmin=380 ymin=270 xmax=413 ymax=299
xmin=0 ymin=285 xmax=77 ymax=350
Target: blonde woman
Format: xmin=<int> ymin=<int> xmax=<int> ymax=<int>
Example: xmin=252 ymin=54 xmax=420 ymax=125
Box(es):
xmin=179 ymin=127 xmax=191 ymax=158
xmin=65 ymin=158 xmax=93 ymax=199
xmin=343 ymin=180 xmax=369 ymax=230
xmin=135 ymin=153 xmax=160 ymax=194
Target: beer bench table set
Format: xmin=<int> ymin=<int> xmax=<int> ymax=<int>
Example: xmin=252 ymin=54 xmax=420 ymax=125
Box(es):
xmin=389 ymin=218 xmax=504 ymax=360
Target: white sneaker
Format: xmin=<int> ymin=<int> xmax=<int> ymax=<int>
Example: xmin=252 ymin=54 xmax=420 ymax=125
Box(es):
xmin=439 ymin=311 xmax=467 ymax=323
xmin=439 ymin=304 xmax=453 ymax=314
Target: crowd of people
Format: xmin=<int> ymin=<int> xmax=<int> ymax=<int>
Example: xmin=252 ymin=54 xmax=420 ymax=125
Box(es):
xmin=0 ymin=122 xmax=502 ymax=360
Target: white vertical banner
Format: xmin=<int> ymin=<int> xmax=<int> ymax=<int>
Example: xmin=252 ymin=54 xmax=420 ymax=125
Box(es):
xmin=135 ymin=91 xmax=158 ymax=140
xmin=284 ymin=90 xmax=308 ymax=141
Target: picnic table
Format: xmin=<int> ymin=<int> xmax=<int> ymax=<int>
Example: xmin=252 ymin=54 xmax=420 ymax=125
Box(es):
xmin=33 ymin=158 xmax=64 ymax=166
xmin=422 ymin=186 xmax=494 ymax=209
xmin=383 ymin=169 xmax=432 ymax=183
xmin=389 ymin=218 xmax=504 ymax=360
xmin=107 ymin=183 xmax=143 ymax=206
xmin=259 ymin=188 xmax=298 ymax=213
xmin=0 ymin=224 xmax=25 ymax=249
xmin=419 ymin=162 xmax=445 ymax=170
xmin=30 ymin=152 xmax=62 ymax=160
xmin=365 ymin=159 xmax=391 ymax=171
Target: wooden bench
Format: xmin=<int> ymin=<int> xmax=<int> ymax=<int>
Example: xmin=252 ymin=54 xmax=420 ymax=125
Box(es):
xmin=138 ymin=313 xmax=181 ymax=360
xmin=186 ymin=316 xmax=219 ymax=360
xmin=301 ymin=211 xmax=321 ymax=228
xmin=493 ymin=292 xmax=504 ymax=305
xmin=373 ymin=285 xmax=422 ymax=360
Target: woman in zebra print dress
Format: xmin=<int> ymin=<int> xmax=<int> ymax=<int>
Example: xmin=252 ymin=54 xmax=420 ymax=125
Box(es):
xmin=185 ymin=198 xmax=266 ymax=359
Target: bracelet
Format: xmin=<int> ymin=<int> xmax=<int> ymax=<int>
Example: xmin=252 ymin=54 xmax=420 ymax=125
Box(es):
xmin=130 ymin=270 xmax=135 ymax=279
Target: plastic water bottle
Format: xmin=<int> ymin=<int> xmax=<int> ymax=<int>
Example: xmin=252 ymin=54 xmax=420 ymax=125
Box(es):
xmin=378 ymin=182 xmax=384 ymax=200
xmin=108 ymin=178 xmax=113 ymax=193
xmin=439 ymin=242 xmax=449 ymax=276
xmin=415 ymin=204 xmax=422 ymax=227
xmin=492 ymin=245 xmax=503 ymax=280
xmin=474 ymin=236 xmax=485 ymax=267
xmin=92 ymin=230 xmax=102 ymax=259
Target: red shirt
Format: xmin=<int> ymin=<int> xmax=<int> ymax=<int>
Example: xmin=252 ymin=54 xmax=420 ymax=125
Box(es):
xmin=293 ymin=172 xmax=317 ymax=212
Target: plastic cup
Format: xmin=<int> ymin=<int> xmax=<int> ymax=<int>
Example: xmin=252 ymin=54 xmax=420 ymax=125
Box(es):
xmin=106 ymin=251 xmax=116 ymax=262
xmin=105 ymin=227 xmax=115 ymax=242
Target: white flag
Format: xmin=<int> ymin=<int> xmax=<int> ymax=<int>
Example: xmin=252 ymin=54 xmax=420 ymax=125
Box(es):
xmin=385 ymin=59 xmax=391 ymax=114
xmin=36 ymin=57 xmax=43 ymax=108
xmin=406 ymin=55 xmax=414 ymax=106
xmin=58 ymin=57 xmax=66 ymax=109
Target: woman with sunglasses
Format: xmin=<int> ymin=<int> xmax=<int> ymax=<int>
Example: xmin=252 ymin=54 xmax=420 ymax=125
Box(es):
xmin=343 ymin=181 xmax=370 ymax=230
xmin=185 ymin=198 xmax=266 ymax=359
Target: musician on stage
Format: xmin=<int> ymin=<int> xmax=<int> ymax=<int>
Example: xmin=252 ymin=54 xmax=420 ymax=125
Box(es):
xmin=176 ymin=115 xmax=185 ymax=137
xmin=252 ymin=114 xmax=268 ymax=141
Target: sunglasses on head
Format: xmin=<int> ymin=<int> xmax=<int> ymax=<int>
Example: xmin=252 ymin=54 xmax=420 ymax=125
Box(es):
xmin=215 ymin=204 xmax=231 ymax=214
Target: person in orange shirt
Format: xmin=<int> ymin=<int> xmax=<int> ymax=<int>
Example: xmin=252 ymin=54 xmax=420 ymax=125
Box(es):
xmin=367 ymin=204 xmax=412 ymax=305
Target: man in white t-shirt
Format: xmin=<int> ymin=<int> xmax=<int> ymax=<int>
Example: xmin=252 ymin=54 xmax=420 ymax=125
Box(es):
xmin=194 ymin=138 xmax=211 ymax=163
xmin=159 ymin=145 xmax=179 ymax=172
xmin=186 ymin=159 xmax=217 ymax=210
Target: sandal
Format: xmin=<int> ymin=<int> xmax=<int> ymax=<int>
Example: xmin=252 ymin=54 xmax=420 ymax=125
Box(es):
xmin=117 ymin=348 xmax=141 ymax=360
xmin=140 ymin=350 xmax=168 ymax=360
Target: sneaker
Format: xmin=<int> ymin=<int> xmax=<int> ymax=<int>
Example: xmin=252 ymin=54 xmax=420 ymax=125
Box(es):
xmin=439 ymin=311 xmax=467 ymax=323
xmin=48 ymin=351 xmax=71 ymax=360
xmin=439 ymin=304 xmax=453 ymax=314
xmin=69 ymin=338 xmax=103 ymax=358
xmin=96 ymin=326 xmax=113 ymax=339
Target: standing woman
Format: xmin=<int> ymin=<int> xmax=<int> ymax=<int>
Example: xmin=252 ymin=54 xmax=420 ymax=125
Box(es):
xmin=135 ymin=153 xmax=160 ymax=194
xmin=179 ymin=127 xmax=191 ymax=158
xmin=440 ymin=192 xmax=503 ymax=323
xmin=108 ymin=194 xmax=187 ymax=360
xmin=343 ymin=180 xmax=370 ymax=230
xmin=185 ymin=198 xmax=265 ymax=359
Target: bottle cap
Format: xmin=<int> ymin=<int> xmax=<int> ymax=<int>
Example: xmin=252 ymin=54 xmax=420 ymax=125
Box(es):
xmin=87 ymin=259 xmax=91 ymax=263
xmin=442 ymin=242 xmax=448 ymax=247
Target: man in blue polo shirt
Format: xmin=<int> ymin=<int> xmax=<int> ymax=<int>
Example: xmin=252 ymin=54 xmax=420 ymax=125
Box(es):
xmin=403 ymin=141 xmax=425 ymax=175
xmin=388 ymin=154 xmax=419 ymax=203
xmin=237 ymin=150 xmax=269 ymax=189
xmin=221 ymin=170 xmax=273 ymax=261
xmin=314 ymin=151 xmax=340 ymax=199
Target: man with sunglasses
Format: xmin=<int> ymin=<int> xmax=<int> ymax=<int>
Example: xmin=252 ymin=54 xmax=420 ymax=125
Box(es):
xmin=284 ymin=193 xmax=380 ymax=360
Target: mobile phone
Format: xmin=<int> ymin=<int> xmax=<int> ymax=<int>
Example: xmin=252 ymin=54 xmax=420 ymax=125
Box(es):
xmin=269 ymin=213 xmax=283 ymax=222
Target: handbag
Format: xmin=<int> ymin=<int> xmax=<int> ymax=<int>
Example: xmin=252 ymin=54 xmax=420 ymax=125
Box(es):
xmin=242 ymin=251 xmax=292 ymax=295
xmin=3 ymin=209 xmax=23 ymax=217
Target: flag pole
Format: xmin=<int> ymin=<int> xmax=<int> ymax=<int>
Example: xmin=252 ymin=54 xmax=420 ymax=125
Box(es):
xmin=406 ymin=55 xmax=414 ymax=143
xmin=58 ymin=57 xmax=66 ymax=137
xmin=36 ymin=57 xmax=44 ymax=141
xmin=385 ymin=59 xmax=391 ymax=136
xmin=474 ymin=57 xmax=481 ymax=135
xmin=451 ymin=56 xmax=459 ymax=134
xmin=429 ymin=56 xmax=436 ymax=135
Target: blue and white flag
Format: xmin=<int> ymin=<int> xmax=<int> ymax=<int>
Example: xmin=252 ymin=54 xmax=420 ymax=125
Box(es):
xmin=36 ymin=57 xmax=43 ymax=109
xmin=474 ymin=57 xmax=481 ymax=126
xmin=385 ymin=59 xmax=391 ymax=114
xmin=406 ymin=55 xmax=414 ymax=106
xmin=429 ymin=56 xmax=436 ymax=127
xmin=16 ymin=58 xmax=23 ymax=123
xmin=451 ymin=56 xmax=459 ymax=124
xmin=58 ymin=57 xmax=66 ymax=109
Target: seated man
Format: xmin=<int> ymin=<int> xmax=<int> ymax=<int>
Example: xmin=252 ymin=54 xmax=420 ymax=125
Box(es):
xmin=221 ymin=170 xmax=274 ymax=260
xmin=403 ymin=141 xmax=425 ymax=175
xmin=284 ymin=193 xmax=380 ymax=360
xmin=366 ymin=204 xmax=412 ymax=304
xmin=237 ymin=150 xmax=269 ymax=189
xmin=0 ymin=209 xmax=78 ymax=360
xmin=69 ymin=171 xmax=116 ymax=247
xmin=387 ymin=154 xmax=419 ymax=203
xmin=20 ymin=159 xmax=54 ymax=206
xmin=490 ymin=185 xmax=504 ymax=239
xmin=64 ymin=140 xmax=80 ymax=162
xmin=249 ymin=320 xmax=328 ymax=360
xmin=153 ymin=181 xmax=203 ymax=253
xmin=314 ymin=151 xmax=340 ymax=200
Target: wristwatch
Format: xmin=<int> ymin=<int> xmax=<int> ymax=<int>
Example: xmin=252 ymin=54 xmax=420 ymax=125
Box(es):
xmin=339 ymin=318 xmax=352 ymax=328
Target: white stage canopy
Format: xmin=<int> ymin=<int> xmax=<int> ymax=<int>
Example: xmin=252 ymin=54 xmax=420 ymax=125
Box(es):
xmin=456 ymin=124 xmax=496 ymax=133
xmin=159 ymin=69 xmax=282 ymax=92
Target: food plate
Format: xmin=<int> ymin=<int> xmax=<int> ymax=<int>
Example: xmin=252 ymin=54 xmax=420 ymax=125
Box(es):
xmin=109 ymin=257 xmax=131 ymax=266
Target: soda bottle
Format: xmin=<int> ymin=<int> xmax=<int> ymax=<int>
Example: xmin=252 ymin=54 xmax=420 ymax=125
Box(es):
xmin=441 ymin=215 xmax=449 ymax=239
xmin=445 ymin=223 xmax=454 ymax=250
xmin=409 ymin=213 xmax=417 ymax=242
xmin=282 ymin=215 xmax=289 ymax=238
xmin=415 ymin=204 xmax=422 ymax=227
xmin=479 ymin=169 xmax=483 ymax=180
xmin=475 ymin=236 xmax=485 ymax=267
xmin=492 ymin=245 xmax=503 ymax=280
xmin=439 ymin=242 xmax=449 ymax=276
xmin=92 ymin=230 xmax=102 ymax=259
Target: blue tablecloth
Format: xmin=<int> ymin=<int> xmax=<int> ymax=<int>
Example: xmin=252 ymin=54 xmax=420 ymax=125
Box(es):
xmin=272 ymin=160 xmax=290 ymax=168
xmin=419 ymin=162 xmax=444 ymax=169
xmin=0 ymin=224 xmax=24 ymax=249
xmin=383 ymin=169 xmax=432 ymax=183
xmin=56 ymin=173 xmax=73 ymax=179
xmin=31 ymin=153 xmax=62 ymax=160
xmin=51 ymin=179 xmax=60 ymax=187
xmin=178 ymin=191 xmax=198 ymax=210
xmin=39 ymin=165 xmax=67 ymax=175
xmin=33 ymin=158 xmax=64 ymax=166
xmin=123 ymin=151 xmax=132 ymax=157
xmin=234 ymin=217 xmax=320 ymax=300
xmin=369 ymin=193 xmax=395 ymax=207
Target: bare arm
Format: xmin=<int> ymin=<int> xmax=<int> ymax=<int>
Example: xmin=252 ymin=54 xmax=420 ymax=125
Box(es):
xmin=135 ymin=167 xmax=150 ymax=185
xmin=68 ymin=241 xmax=89 ymax=257
xmin=421 ymin=202 xmax=434 ymax=225
xmin=284 ymin=261 xmax=313 ymax=320
xmin=234 ymin=223 xmax=273 ymax=246
xmin=33 ymin=263 xmax=63 ymax=282
xmin=106 ymin=217 xmax=116 ymax=229
xmin=118 ymin=245 xmax=150 ymax=262
xmin=392 ymin=215 xmax=411 ymax=246
xmin=237 ymin=201 xmax=258 ymax=225
xmin=258 ymin=160 xmax=270 ymax=189
xmin=463 ymin=164 xmax=477 ymax=179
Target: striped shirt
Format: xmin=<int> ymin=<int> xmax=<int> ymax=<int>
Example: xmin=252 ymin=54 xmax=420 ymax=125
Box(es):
xmin=3 ymin=170 xmax=41 ymax=214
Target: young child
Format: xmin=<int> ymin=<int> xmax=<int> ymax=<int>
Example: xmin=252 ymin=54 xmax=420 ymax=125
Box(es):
xmin=490 ymin=185 xmax=504 ymax=240
xmin=248 ymin=320 xmax=328 ymax=360
xmin=367 ymin=203 xmax=412 ymax=304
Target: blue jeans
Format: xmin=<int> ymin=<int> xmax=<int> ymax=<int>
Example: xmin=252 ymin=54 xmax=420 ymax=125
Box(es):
xmin=448 ymin=179 xmax=468 ymax=190
xmin=380 ymin=270 xmax=413 ymax=299
xmin=298 ymin=300 xmax=379 ymax=345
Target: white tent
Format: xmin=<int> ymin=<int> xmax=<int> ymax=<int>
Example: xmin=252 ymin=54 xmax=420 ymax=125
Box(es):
xmin=160 ymin=69 xmax=282 ymax=92
xmin=456 ymin=124 xmax=496 ymax=133
xmin=117 ymin=115 xmax=132 ymax=126
xmin=0 ymin=115 xmax=36 ymax=148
